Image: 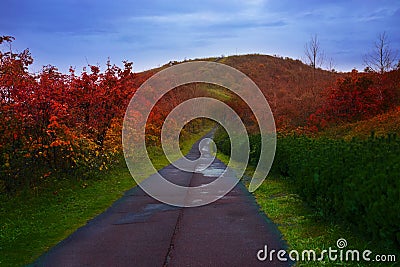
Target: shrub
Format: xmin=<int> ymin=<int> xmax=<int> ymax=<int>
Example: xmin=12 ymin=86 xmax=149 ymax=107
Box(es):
xmin=272 ymin=134 xmax=400 ymax=247
xmin=214 ymin=128 xmax=400 ymax=248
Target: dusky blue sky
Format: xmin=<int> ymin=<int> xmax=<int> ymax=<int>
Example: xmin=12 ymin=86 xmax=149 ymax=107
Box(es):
xmin=1 ymin=0 xmax=399 ymax=73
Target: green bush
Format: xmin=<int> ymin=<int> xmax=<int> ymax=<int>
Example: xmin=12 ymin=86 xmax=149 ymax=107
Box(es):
xmin=213 ymin=127 xmax=231 ymax=155
xmin=213 ymin=128 xmax=262 ymax=166
xmin=273 ymin=134 xmax=400 ymax=248
xmin=214 ymin=128 xmax=400 ymax=248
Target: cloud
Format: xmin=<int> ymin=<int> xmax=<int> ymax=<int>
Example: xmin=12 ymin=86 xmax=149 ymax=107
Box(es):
xmin=357 ymin=8 xmax=395 ymax=22
xmin=130 ymin=12 xmax=227 ymax=25
xmin=128 ymin=10 xmax=286 ymax=31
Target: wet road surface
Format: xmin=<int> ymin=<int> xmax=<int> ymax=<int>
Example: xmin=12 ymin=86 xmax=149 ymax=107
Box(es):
xmin=33 ymin=132 xmax=291 ymax=266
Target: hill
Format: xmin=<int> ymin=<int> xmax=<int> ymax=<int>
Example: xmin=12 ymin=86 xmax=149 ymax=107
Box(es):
xmin=146 ymin=54 xmax=343 ymax=130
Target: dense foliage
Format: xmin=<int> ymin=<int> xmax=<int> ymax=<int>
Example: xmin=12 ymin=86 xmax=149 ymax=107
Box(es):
xmin=273 ymin=134 xmax=400 ymax=247
xmin=308 ymin=69 xmax=400 ymax=132
xmin=215 ymin=130 xmax=400 ymax=248
xmin=0 ymin=37 xmax=140 ymax=192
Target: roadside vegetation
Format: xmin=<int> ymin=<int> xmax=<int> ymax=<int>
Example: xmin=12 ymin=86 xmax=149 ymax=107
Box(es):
xmin=0 ymin=127 xmax=212 ymax=267
xmin=215 ymin=128 xmax=400 ymax=266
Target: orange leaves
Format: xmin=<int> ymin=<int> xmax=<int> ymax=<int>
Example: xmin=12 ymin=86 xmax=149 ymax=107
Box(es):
xmin=49 ymin=139 xmax=70 ymax=148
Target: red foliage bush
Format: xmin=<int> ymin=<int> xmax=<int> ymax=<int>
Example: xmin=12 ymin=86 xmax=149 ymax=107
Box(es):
xmin=308 ymin=69 xmax=400 ymax=131
xmin=0 ymin=37 xmax=143 ymax=191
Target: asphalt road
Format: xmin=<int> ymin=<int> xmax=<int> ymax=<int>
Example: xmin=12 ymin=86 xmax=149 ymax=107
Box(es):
xmin=33 ymin=132 xmax=291 ymax=266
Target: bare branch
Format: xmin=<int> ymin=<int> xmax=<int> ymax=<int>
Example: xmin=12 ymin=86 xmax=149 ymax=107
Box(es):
xmin=326 ymin=57 xmax=336 ymax=72
xmin=363 ymin=31 xmax=398 ymax=73
xmin=304 ymin=34 xmax=324 ymax=69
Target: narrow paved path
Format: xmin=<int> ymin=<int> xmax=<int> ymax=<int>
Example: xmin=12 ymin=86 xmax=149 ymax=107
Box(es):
xmin=33 ymin=132 xmax=291 ymax=266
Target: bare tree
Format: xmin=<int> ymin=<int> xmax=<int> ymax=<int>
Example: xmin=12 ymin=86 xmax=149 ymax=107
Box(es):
xmin=304 ymin=34 xmax=324 ymax=69
xmin=326 ymin=57 xmax=336 ymax=72
xmin=363 ymin=31 xmax=398 ymax=73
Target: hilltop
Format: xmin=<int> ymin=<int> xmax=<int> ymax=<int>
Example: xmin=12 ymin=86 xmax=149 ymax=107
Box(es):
xmin=139 ymin=54 xmax=343 ymax=130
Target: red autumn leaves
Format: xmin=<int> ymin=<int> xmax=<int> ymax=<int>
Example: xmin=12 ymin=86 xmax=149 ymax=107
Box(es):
xmin=308 ymin=69 xmax=400 ymax=132
xmin=0 ymin=36 xmax=149 ymax=190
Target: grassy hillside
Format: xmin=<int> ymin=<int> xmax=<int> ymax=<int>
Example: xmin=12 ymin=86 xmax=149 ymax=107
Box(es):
xmin=319 ymin=107 xmax=400 ymax=140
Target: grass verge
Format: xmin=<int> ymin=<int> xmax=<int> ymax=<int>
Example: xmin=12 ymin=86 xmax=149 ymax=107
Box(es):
xmin=0 ymin=127 xmax=212 ymax=267
xmin=0 ymin=161 xmax=135 ymax=266
xmin=253 ymin=176 xmax=400 ymax=266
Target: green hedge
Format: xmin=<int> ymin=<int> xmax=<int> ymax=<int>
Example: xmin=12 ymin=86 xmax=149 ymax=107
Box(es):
xmin=214 ymin=129 xmax=400 ymax=247
xmin=213 ymin=128 xmax=261 ymax=167
xmin=275 ymin=134 xmax=400 ymax=247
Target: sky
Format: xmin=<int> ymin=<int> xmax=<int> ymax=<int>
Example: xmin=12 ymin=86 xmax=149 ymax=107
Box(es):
xmin=1 ymin=0 xmax=399 ymax=73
